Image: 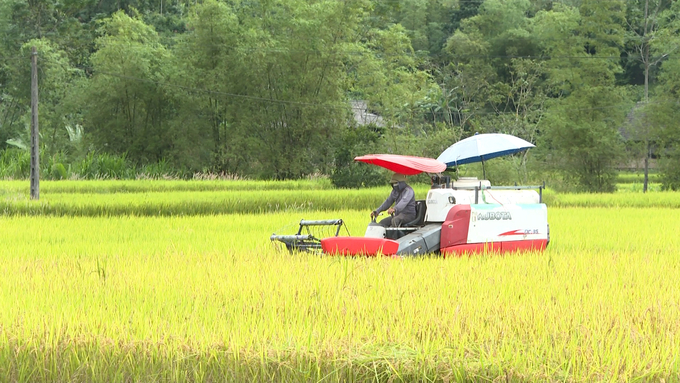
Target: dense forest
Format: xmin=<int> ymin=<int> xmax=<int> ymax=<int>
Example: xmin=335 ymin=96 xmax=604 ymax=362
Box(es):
xmin=1 ymin=0 xmax=679 ymax=191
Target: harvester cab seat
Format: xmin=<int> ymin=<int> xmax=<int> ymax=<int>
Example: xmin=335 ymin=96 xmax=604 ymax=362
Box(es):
xmin=384 ymin=200 xmax=427 ymax=241
xmin=403 ymin=200 xmax=427 ymax=227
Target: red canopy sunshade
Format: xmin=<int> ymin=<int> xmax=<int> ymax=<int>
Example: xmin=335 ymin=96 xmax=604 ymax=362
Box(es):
xmin=354 ymin=154 xmax=446 ymax=175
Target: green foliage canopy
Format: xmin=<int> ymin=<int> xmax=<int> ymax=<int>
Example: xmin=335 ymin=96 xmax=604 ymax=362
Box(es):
xmin=1 ymin=0 xmax=680 ymax=190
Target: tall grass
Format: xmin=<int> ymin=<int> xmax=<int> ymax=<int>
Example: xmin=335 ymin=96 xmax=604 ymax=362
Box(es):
xmin=0 ymin=149 xmax=30 ymax=179
xmin=0 ymin=189 xmax=391 ymax=216
xmin=546 ymin=191 xmax=680 ymax=208
xmin=0 ymin=183 xmax=431 ymax=216
xmin=1 ymin=184 xmax=680 ymax=217
xmin=0 ymin=178 xmax=335 ymax=194
xmin=615 ymin=183 xmax=663 ymax=192
xmin=616 ymin=172 xmax=661 ymax=184
xmin=0 ymin=151 xmax=183 ymax=181
xmin=0 ymin=208 xmax=679 ymax=382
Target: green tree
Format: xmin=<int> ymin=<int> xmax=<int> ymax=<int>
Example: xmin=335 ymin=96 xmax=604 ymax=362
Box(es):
xmin=171 ymin=0 xmax=238 ymax=172
xmin=536 ymin=1 xmax=629 ymax=192
xmin=22 ymin=39 xmax=82 ymax=156
xmin=483 ymin=59 xmax=549 ymax=183
xmin=436 ymin=0 xmax=542 ymax=179
xmin=237 ymin=0 xmax=368 ymax=178
xmin=645 ymin=0 xmax=680 ymax=189
xmin=0 ymin=0 xmax=18 ymax=149
xmin=0 ymin=0 xmax=97 ymax=67
xmin=450 ymin=0 xmax=538 ymax=64
xmin=352 ymin=23 xmax=441 ymax=156
xmin=367 ymin=0 xmax=480 ymax=59
xmin=623 ymin=0 xmax=674 ymax=192
xmin=391 ymin=0 xmax=461 ymax=56
xmin=441 ymin=0 xmax=543 ymax=131
xmin=77 ymin=10 xmax=193 ymax=167
xmin=0 ymin=37 xmax=80 ymax=158
xmin=331 ymin=124 xmax=385 ymax=188
xmin=176 ymin=0 xmax=376 ymax=178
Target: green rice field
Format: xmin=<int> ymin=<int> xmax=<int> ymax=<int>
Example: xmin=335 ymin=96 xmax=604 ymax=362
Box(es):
xmin=0 ymin=180 xmax=679 ymax=382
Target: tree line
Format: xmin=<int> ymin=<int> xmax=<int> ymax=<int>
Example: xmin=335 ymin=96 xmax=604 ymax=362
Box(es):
xmin=1 ymin=0 xmax=679 ymax=191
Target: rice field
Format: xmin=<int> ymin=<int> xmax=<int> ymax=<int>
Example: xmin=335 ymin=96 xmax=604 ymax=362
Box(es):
xmin=2 ymin=180 xmax=680 ymax=217
xmin=0 ymin=180 xmax=679 ymax=382
xmin=0 ymin=179 xmax=335 ymax=194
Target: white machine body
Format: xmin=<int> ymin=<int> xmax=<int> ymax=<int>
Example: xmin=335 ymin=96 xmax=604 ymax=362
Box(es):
xmin=467 ymin=204 xmax=548 ymax=244
xmin=364 ymin=223 xmax=386 ymax=238
xmin=425 ymin=178 xmax=541 ymax=223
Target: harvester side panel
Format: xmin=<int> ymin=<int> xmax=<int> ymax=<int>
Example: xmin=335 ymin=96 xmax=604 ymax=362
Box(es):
xmin=467 ymin=204 xmax=548 ymax=244
xmin=440 ymin=203 xmax=549 ymax=256
xmin=425 ymin=188 xmax=542 ymax=223
xmin=440 ymin=205 xmax=472 ymax=248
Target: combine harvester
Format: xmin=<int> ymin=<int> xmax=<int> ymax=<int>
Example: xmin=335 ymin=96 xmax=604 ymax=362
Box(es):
xmin=271 ymin=134 xmax=549 ymax=256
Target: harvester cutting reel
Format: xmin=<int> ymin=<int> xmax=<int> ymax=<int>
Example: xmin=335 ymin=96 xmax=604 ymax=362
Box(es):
xmin=270 ymin=219 xmax=349 ymax=254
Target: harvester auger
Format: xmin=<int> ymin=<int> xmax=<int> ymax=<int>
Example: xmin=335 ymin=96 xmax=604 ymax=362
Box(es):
xmin=270 ymin=219 xmax=349 ymax=254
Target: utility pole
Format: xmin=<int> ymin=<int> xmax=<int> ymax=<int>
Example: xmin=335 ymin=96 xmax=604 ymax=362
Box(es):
xmin=30 ymin=46 xmax=39 ymax=200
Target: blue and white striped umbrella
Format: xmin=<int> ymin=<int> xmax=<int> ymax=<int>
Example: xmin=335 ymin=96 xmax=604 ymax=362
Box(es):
xmin=437 ymin=133 xmax=535 ymax=167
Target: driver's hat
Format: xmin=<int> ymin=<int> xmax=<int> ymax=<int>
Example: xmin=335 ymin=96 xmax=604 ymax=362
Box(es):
xmin=390 ymin=173 xmax=406 ymax=184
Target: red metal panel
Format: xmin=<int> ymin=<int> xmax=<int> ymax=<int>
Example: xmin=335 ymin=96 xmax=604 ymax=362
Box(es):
xmin=321 ymin=237 xmax=400 ymax=256
xmin=440 ymin=205 xmax=471 ymax=248
xmin=441 ymin=239 xmax=548 ymax=256
xmin=501 ymin=239 xmax=547 ymax=252
xmin=354 ymin=154 xmax=446 ymax=175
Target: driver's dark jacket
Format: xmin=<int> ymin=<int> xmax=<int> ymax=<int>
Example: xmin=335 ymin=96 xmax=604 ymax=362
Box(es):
xmin=374 ymin=181 xmax=416 ymax=217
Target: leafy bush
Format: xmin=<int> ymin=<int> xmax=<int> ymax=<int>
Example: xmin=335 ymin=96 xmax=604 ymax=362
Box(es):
xmin=331 ymin=125 xmax=385 ymax=188
xmin=96 ymin=152 xmax=130 ymax=179
xmin=137 ymin=158 xmax=181 ymax=179
xmin=43 ymin=152 xmax=70 ymax=180
xmin=0 ymin=149 xmax=30 ymax=179
xmin=0 ymin=149 xmax=192 ymax=180
xmin=73 ymin=151 xmax=97 ymax=179
xmin=51 ymin=163 xmax=68 ymax=180
xmin=72 ymin=152 xmax=134 ymax=179
xmin=659 ymin=148 xmax=680 ymax=191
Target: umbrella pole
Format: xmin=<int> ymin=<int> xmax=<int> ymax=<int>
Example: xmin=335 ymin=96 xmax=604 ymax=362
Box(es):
xmin=481 ymin=156 xmax=486 ymax=180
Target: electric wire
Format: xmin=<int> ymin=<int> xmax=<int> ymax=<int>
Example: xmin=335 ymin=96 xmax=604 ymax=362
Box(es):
xmin=0 ymin=61 xmax=650 ymax=116
xmin=91 ymin=68 xmax=641 ymax=115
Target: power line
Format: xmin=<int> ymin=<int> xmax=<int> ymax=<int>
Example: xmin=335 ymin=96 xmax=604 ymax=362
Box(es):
xmin=93 ymin=41 xmax=648 ymax=60
xmin=0 ymin=52 xmax=653 ymax=116
xmin=93 ymin=68 xmax=641 ymax=115
xmin=94 ymin=69 xmax=366 ymax=110
xmin=3 ymin=46 xmax=670 ymax=63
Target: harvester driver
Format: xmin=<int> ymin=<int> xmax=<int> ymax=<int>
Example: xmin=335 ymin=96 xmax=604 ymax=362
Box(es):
xmin=370 ymin=173 xmax=416 ymax=228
